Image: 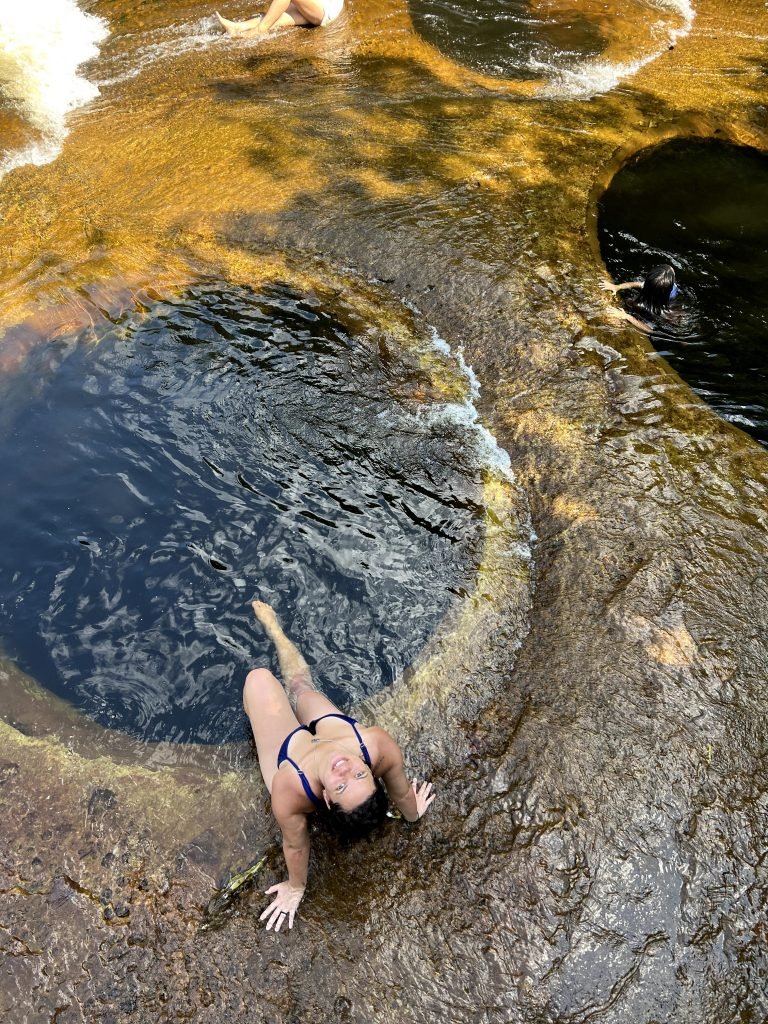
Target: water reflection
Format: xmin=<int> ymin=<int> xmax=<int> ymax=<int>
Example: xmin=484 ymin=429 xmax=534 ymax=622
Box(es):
xmin=408 ymin=0 xmax=605 ymax=79
xmin=599 ymin=138 xmax=768 ymax=445
xmin=0 ymin=284 xmax=485 ymax=744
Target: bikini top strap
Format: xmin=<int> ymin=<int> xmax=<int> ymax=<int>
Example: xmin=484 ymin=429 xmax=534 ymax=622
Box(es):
xmin=349 ymin=719 xmax=372 ymax=769
xmin=286 ymin=756 xmax=323 ymax=807
xmin=310 ymin=713 xmax=373 ymax=769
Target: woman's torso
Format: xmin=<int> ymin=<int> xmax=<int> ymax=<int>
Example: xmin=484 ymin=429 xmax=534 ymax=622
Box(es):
xmin=276 ymin=716 xmax=379 ymax=807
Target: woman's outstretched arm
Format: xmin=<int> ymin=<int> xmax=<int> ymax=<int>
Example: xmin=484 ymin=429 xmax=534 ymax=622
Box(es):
xmin=602 ymin=279 xmax=643 ymax=294
xmin=261 ymin=777 xmax=311 ymax=931
xmin=374 ymin=729 xmax=436 ymax=822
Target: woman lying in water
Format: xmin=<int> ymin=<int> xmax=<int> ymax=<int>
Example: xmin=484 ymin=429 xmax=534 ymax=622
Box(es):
xmin=603 ymin=263 xmax=680 ymax=332
xmin=216 ymin=0 xmax=343 ymax=36
xmin=245 ymin=600 xmax=435 ymax=931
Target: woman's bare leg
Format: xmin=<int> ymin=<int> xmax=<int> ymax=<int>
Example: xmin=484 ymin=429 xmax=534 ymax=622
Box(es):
xmin=251 ymin=601 xmax=340 ymax=724
xmin=216 ymin=0 xmax=324 ymax=35
xmin=216 ymin=11 xmax=263 ymax=36
xmin=243 ymin=668 xmax=300 ymax=793
xmin=282 ymin=0 xmax=325 ymax=24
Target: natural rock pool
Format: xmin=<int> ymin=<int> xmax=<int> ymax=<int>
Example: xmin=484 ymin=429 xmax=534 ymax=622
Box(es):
xmin=1 ymin=1 xmax=767 ymax=1023
xmin=599 ymin=137 xmax=768 ymax=445
xmin=0 ymin=283 xmax=487 ymax=743
xmin=408 ymin=0 xmax=606 ymax=79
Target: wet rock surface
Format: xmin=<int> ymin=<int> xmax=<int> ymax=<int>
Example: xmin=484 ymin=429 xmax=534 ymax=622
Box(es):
xmin=1 ymin=0 xmax=768 ymax=1022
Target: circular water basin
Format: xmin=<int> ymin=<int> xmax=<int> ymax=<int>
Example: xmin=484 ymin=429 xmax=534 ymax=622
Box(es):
xmin=0 ymin=284 xmax=487 ymax=744
xmin=598 ymin=138 xmax=768 ymax=446
xmin=407 ymin=0 xmax=605 ymax=80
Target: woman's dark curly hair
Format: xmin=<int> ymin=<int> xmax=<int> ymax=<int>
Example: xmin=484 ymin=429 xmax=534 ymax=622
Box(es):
xmin=325 ymin=778 xmax=389 ymax=842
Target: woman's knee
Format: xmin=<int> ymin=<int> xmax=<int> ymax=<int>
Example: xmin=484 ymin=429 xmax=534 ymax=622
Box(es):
xmin=243 ymin=667 xmax=279 ymax=713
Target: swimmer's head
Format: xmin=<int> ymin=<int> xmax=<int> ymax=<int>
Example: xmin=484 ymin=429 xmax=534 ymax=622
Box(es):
xmin=324 ymin=777 xmax=389 ymax=842
xmin=639 ymin=264 xmax=677 ymax=314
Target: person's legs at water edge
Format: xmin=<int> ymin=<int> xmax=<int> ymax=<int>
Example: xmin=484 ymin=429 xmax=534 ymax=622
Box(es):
xmin=216 ymin=0 xmax=325 ymax=35
xmin=251 ymin=600 xmax=341 ymax=725
xmin=242 ymin=644 xmax=302 ymax=794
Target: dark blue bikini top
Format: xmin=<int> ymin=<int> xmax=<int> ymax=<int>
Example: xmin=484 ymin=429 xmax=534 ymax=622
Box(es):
xmin=276 ymin=713 xmax=373 ymax=807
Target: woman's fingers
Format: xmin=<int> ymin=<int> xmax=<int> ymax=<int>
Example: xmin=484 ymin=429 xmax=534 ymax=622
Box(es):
xmin=267 ymin=908 xmax=284 ymax=932
xmin=260 ymin=901 xmax=277 ymax=924
xmin=411 ymin=779 xmax=435 ymax=795
xmin=262 ymin=902 xmax=289 ymax=931
xmin=413 ymin=779 xmax=436 ymax=817
xmin=260 ymin=883 xmax=301 ymax=931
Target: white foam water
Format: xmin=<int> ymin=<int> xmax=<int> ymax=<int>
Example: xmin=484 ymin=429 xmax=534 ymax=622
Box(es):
xmin=0 ymin=1 xmax=108 ymax=175
xmin=416 ymin=324 xmax=536 ymax=567
xmin=419 ymin=326 xmax=516 ymax=484
xmin=538 ymin=0 xmax=696 ymax=100
xmin=394 ymin=299 xmax=517 ymax=485
xmin=95 ymin=17 xmax=221 ymax=89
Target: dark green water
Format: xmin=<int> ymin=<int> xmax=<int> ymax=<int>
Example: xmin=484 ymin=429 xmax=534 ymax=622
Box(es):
xmin=407 ymin=0 xmax=605 ymax=79
xmin=0 ymin=285 xmax=486 ymax=743
xmin=598 ymin=138 xmax=768 ymax=446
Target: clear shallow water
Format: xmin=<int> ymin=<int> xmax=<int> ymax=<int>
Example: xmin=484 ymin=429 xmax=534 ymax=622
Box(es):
xmin=598 ymin=138 xmax=768 ymax=446
xmin=0 ymin=284 xmax=486 ymax=744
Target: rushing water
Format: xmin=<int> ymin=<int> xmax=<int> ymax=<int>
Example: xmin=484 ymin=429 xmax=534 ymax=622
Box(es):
xmin=0 ymin=284 xmax=488 ymax=743
xmin=599 ymin=138 xmax=768 ymax=446
xmin=0 ymin=1 xmax=108 ymax=176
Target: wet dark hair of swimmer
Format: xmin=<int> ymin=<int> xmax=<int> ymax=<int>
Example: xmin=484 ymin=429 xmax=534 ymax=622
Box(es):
xmin=325 ymin=778 xmax=389 ymax=842
xmin=638 ymin=264 xmax=678 ymax=314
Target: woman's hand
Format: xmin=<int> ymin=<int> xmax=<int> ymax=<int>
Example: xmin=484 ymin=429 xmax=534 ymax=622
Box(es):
xmin=260 ymin=880 xmax=305 ymax=931
xmin=412 ymin=778 xmax=436 ymax=819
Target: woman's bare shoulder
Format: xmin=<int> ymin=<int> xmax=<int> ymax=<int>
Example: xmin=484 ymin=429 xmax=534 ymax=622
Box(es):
xmin=361 ymin=725 xmax=403 ymax=767
xmin=271 ymin=765 xmax=313 ymax=814
xmin=360 ymin=723 xmax=394 ymax=743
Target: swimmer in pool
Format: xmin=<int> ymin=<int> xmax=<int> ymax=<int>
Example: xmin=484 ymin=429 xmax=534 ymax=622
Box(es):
xmin=244 ymin=600 xmax=435 ymax=931
xmin=603 ymin=264 xmax=679 ymax=332
xmin=216 ymin=0 xmax=343 ymax=35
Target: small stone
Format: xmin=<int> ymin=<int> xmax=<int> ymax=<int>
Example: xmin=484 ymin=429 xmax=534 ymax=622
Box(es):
xmin=0 ymin=762 xmax=20 ymax=785
xmin=114 ymin=904 xmax=130 ymax=919
xmin=87 ymin=788 xmax=117 ymax=817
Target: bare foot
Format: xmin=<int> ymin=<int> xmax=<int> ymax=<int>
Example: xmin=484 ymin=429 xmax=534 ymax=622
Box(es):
xmin=215 ymin=11 xmax=240 ymax=34
xmin=215 ymin=11 xmax=263 ymax=36
xmin=252 ymin=600 xmax=280 ymax=635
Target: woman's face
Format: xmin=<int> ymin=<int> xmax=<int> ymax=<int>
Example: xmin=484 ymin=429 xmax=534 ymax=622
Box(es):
xmin=321 ymin=752 xmax=376 ymax=811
